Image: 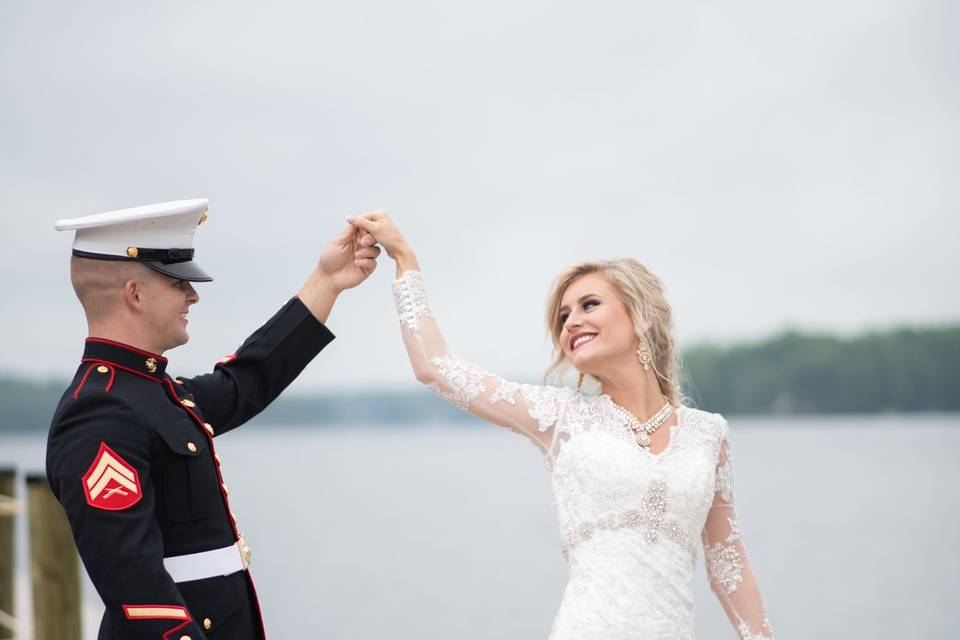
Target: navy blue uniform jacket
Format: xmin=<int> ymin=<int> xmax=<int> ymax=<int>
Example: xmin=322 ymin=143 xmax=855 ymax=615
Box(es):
xmin=46 ymin=297 xmax=333 ymax=639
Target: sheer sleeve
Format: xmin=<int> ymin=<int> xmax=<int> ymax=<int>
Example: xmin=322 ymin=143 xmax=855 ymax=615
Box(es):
xmin=702 ymin=435 xmax=775 ymax=639
xmin=392 ymin=270 xmax=573 ymax=455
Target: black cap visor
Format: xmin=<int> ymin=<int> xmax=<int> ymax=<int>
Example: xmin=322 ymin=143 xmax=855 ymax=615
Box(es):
xmin=144 ymin=260 xmax=213 ymax=282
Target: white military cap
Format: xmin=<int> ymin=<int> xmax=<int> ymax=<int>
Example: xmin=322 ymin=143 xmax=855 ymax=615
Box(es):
xmin=55 ymin=199 xmax=213 ymax=282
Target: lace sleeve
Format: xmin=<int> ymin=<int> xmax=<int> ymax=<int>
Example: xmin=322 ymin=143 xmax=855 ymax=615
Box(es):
xmin=702 ymin=434 xmax=775 ymax=639
xmin=392 ymin=270 xmax=572 ymax=454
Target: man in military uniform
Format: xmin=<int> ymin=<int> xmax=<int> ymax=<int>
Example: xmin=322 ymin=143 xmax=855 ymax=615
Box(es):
xmin=46 ymin=199 xmax=381 ymax=639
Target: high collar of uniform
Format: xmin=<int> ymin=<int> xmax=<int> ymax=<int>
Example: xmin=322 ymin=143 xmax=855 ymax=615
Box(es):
xmin=82 ymin=338 xmax=168 ymax=382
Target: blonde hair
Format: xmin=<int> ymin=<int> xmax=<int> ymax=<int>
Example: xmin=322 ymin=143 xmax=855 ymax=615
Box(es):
xmin=544 ymin=258 xmax=685 ymax=406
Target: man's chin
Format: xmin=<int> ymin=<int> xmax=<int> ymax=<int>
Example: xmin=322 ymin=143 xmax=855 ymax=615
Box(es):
xmin=165 ymin=332 xmax=190 ymax=351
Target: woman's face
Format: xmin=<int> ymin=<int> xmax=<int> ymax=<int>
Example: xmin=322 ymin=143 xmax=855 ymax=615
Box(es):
xmin=557 ymin=272 xmax=639 ymax=376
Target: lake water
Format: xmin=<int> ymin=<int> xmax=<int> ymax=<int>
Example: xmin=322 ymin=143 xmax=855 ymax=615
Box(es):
xmin=1 ymin=413 xmax=958 ymax=639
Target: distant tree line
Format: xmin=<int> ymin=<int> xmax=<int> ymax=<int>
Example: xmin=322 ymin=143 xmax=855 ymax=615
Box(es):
xmin=682 ymin=326 xmax=960 ymax=414
xmin=0 ymin=377 xmax=68 ymax=433
xmin=1 ymin=325 xmax=958 ymax=432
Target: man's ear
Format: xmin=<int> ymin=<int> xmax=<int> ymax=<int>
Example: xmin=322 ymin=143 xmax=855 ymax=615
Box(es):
xmin=122 ymin=278 xmax=144 ymax=310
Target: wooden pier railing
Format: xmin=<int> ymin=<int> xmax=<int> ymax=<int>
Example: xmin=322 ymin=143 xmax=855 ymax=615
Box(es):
xmin=0 ymin=469 xmax=82 ymax=640
xmin=0 ymin=468 xmax=16 ymax=640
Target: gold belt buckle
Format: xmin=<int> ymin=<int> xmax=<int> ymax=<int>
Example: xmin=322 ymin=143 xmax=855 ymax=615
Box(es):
xmin=237 ymin=534 xmax=252 ymax=570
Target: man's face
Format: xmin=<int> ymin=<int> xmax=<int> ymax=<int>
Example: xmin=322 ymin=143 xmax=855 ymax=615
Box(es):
xmin=139 ymin=271 xmax=200 ymax=353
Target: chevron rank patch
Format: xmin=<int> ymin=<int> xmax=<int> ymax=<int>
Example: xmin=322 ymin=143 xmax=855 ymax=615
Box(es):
xmin=82 ymin=442 xmax=143 ymax=511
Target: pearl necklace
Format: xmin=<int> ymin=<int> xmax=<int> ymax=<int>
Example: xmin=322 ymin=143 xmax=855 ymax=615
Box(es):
xmin=612 ymin=400 xmax=674 ymax=448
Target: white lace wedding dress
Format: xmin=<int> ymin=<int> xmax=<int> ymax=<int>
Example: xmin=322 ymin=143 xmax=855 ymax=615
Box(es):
xmin=393 ymin=271 xmax=774 ymax=640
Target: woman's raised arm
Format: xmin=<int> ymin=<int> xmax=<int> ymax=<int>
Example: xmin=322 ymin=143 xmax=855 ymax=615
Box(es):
xmin=348 ymin=212 xmax=575 ymax=455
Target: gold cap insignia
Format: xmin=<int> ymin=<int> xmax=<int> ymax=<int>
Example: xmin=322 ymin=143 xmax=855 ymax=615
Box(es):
xmin=145 ymin=357 xmax=157 ymax=373
xmin=127 ymin=246 xmax=139 ymax=258
xmin=198 ymin=210 xmax=208 ymax=225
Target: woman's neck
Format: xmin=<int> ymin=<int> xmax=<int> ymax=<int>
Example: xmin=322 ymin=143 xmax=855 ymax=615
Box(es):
xmin=596 ymin=360 xmax=667 ymax=419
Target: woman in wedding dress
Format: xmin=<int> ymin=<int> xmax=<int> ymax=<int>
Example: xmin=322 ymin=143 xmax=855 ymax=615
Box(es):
xmin=347 ymin=212 xmax=774 ymax=640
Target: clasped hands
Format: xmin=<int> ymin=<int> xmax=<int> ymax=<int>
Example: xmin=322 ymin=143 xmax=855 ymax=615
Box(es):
xmin=297 ymin=210 xmax=415 ymax=322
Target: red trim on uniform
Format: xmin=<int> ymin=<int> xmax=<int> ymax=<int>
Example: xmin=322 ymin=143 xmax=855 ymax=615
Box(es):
xmin=74 ymin=363 xmax=117 ymax=397
xmin=216 ymin=353 xmax=237 ymax=366
xmin=245 ymin=568 xmax=268 ymax=637
xmin=160 ymin=379 xmax=265 ymax=633
xmin=73 ymin=364 xmax=98 ymax=399
xmin=162 ymin=378 xmax=241 ymax=539
xmin=86 ymin=338 xmax=168 ymax=362
xmin=81 ymin=358 xmax=160 ymax=383
xmin=123 ymin=606 xmax=194 ymax=640
xmin=82 ymin=442 xmax=143 ymax=511
xmin=163 ymin=619 xmax=193 ymax=640
xmin=122 ymin=603 xmax=190 ymax=620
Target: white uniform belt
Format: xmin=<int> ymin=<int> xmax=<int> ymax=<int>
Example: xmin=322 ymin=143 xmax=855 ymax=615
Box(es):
xmin=163 ymin=537 xmax=251 ymax=583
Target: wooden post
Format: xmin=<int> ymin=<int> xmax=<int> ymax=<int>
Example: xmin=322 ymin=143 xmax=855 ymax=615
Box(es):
xmin=26 ymin=474 xmax=81 ymax=640
xmin=0 ymin=468 xmax=15 ymax=640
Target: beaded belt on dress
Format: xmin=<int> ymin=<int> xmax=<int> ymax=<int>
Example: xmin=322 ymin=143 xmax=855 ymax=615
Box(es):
xmin=560 ymin=510 xmax=697 ymax=561
xmin=560 ymin=480 xmax=697 ymax=562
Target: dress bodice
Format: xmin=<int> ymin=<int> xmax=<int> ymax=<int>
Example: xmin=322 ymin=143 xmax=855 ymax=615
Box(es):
xmin=550 ymin=402 xmax=724 ymax=566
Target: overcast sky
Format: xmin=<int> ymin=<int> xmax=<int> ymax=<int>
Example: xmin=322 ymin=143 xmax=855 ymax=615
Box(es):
xmin=1 ymin=0 xmax=957 ymax=391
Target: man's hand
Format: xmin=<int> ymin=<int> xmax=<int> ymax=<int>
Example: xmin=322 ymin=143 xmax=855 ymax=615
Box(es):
xmin=297 ymin=215 xmax=382 ymax=323
xmin=317 ymin=221 xmax=382 ymax=292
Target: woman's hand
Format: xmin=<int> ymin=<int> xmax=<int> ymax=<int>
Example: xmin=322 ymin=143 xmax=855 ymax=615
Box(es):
xmin=346 ymin=211 xmax=420 ymax=275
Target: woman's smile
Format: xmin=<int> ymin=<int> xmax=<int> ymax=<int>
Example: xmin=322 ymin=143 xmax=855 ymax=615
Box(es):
xmin=570 ymin=332 xmax=598 ymax=351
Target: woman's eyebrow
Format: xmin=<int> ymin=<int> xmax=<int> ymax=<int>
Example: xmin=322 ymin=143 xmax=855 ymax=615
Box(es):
xmin=559 ymin=293 xmax=602 ymax=312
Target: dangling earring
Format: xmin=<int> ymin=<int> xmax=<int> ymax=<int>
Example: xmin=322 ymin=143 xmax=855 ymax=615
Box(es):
xmin=637 ymin=337 xmax=652 ymax=371
xmin=576 ymin=372 xmax=585 ymax=390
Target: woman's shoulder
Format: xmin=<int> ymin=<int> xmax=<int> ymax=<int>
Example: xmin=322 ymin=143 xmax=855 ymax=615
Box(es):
xmin=678 ymin=404 xmax=730 ymax=440
xmin=515 ymin=384 xmax=582 ymax=432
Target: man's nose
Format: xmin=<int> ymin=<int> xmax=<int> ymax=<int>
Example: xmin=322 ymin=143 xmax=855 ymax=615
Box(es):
xmin=186 ymin=283 xmax=200 ymax=304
